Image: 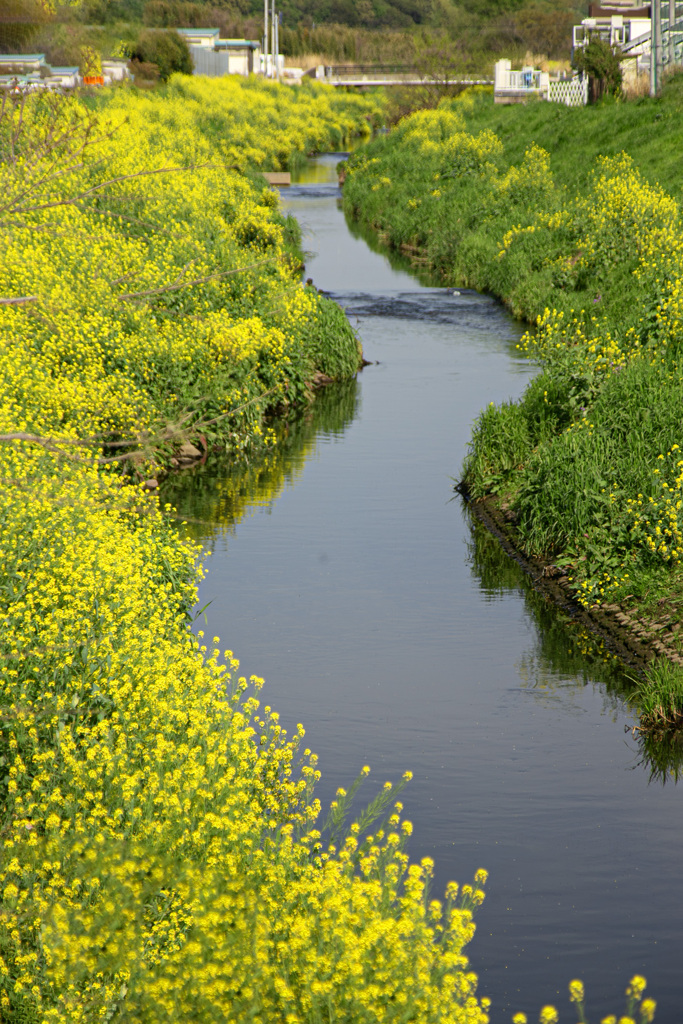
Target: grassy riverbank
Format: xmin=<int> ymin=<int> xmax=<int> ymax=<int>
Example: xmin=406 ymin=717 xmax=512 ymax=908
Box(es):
xmin=0 ymin=78 xmax=496 ymax=1022
xmin=342 ymin=79 xmax=683 ymax=728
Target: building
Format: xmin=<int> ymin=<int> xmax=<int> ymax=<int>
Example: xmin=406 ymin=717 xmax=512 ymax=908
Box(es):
xmin=215 ymin=39 xmax=261 ymax=76
xmin=0 ymin=53 xmax=47 ymax=74
xmin=494 ymin=59 xmax=589 ymax=105
xmin=494 ymin=60 xmax=550 ymax=103
xmin=573 ymin=2 xmax=652 ymax=78
xmin=0 ymin=53 xmax=131 ymax=92
xmin=49 ymin=67 xmax=81 ymax=88
xmin=176 ymin=28 xmax=262 ymax=76
xmin=176 ymin=28 xmax=220 ymax=49
xmin=102 ymin=59 xmax=130 ymax=85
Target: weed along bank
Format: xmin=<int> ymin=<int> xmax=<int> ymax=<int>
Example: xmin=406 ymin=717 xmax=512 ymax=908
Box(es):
xmin=0 ymin=73 xmax=673 ymax=1022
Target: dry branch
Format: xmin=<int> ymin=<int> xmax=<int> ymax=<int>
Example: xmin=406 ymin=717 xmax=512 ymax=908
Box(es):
xmin=117 ymin=255 xmax=280 ymax=301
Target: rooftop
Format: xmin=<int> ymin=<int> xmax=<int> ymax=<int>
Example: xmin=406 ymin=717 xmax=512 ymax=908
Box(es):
xmin=215 ymin=39 xmax=260 ymax=49
xmin=176 ymin=28 xmax=220 ymax=37
xmin=0 ymin=54 xmax=47 ymax=63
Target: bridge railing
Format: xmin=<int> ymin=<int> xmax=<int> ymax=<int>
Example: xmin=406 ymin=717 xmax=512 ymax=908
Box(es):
xmin=322 ymin=63 xmax=421 ymax=76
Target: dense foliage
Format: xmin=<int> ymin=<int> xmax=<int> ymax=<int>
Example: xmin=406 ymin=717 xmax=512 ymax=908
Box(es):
xmin=571 ymin=35 xmax=623 ymax=97
xmin=129 ymin=26 xmax=193 ymax=79
xmin=342 ymin=81 xmax=683 ymax=717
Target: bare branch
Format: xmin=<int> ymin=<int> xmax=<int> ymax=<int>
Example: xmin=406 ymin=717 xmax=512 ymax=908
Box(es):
xmin=8 ymin=162 xmax=224 ymax=218
xmin=0 ymin=296 xmax=38 ymax=306
xmin=117 ymin=255 xmax=280 ymax=301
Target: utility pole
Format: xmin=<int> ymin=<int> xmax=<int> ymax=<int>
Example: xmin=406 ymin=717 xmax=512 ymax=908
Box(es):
xmin=274 ymin=11 xmax=280 ymax=81
xmin=264 ymin=0 xmax=269 ymax=77
xmin=668 ymin=0 xmax=675 ymax=68
xmin=650 ymin=0 xmax=661 ymax=94
xmin=271 ymin=0 xmax=277 ymax=79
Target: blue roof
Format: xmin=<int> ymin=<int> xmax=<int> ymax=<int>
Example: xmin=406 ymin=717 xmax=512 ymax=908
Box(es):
xmin=50 ymin=66 xmax=79 ymax=74
xmin=215 ymin=39 xmax=260 ymax=49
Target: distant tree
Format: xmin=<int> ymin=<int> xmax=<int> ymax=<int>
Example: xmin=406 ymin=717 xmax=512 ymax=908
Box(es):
xmin=130 ymin=28 xmax=194 ymax=80
xmin=411 ymin=43 xmax=468 ymax=105
xmin=143 ymin=0 xmax=249 ymax=28
xmin=0 ymin=0 xmax=50 ymax=51
xmin=572 ymin=34 xmax=623 ymax=98
xmin=512 ymin=0 xmax=576 ymax=58
xmin=80 ymin=43 xmax=103 ymax=76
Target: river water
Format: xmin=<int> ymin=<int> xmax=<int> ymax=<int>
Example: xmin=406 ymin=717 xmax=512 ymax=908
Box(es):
xmin=165 ymin=155 xmax=682 ymax=1021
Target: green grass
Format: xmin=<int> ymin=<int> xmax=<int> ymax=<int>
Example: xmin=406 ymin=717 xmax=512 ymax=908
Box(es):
xmin=342 ymin=80 xmax=683 ymax=732
xmin=632 ymin=659 xmax=683 ymax=728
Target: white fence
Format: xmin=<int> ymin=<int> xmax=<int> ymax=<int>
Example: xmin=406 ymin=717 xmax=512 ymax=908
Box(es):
xmin=548 ymin=76 xmax=588 ymax=106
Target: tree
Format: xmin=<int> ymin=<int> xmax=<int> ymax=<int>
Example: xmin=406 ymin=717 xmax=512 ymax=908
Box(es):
xmin=0 ymin=0 xmax=50 ymax=52
xmin=572 ymin=35 xmax=623 ymax=98
xmin=129 ymin=28 xmax=194 ymax=81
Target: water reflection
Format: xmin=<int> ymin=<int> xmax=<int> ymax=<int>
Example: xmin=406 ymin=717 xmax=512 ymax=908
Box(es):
xmin=165 ymin=381 xmax=359 ymax=544
xmin=466 ymin=510 xmax=683 ymax=779
xmin=165 ymin=392 xmax=683 ymax=783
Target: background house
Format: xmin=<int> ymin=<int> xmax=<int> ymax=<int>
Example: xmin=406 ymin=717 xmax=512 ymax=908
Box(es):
xmin=176 ymin=29 xmax=262 ymax=76
xmin=573 ymin=2 xmax=652 ymax=78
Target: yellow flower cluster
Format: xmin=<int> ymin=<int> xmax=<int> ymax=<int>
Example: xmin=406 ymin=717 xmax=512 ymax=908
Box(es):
xmin=96 ymin=74 xmax=383 ymax=173
xmin=388 ymin=105 xmax=502 ymax=172
xmin=573 ymin=154 xmax=678 ymax=281
xmin=512 ymin=975 xmax=654 ymax=1024
xmin=494 ymin=143 xmax=553 ymax=203
xmin=512 ymin=155 xmax=683 ymax=602
xmin=0 ymin=82 xmax=490 ymax=1022
xmin=0 ymin=80 xmax=368 ymax=459
xmin=627 ymin=446 xmax=683 ymax=563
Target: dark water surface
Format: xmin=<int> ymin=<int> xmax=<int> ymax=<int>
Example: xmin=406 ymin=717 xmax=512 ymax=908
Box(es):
xmin=165 ymin=155 xmax=682 ymax=1021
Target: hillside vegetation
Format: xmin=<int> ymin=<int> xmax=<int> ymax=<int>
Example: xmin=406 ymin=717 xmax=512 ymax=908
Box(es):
xmin=342 ymin=80 xmax=683 ymax=728
xmin=5 ymin=0 xmax=584 ymax=77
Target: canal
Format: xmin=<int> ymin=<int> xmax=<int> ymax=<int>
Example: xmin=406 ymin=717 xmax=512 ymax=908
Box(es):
xmin=165 ymin=154 xmax=682 ymax=1021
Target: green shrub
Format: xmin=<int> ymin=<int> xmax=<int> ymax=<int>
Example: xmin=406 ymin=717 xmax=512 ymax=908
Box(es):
xmin=130 ymin=27 xmax=193 ymax=80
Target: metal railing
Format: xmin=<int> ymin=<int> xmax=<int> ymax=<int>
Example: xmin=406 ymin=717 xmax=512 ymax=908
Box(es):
xmin=503 ymin=68 xmax=544 ymax=90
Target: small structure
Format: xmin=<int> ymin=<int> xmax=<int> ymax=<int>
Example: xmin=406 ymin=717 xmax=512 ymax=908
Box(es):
xmin=494 ymin=59 xmax=588 ymax=106
xmin=0 ymin=52 xmax=128 ymax=92
xmin=176 ymin=28 xmax=220 ymax=49
xmin=0 ymin=53 xmax=47 ymax=74
xmin=215 ymin=40 xmax=260 ymax=75
xmin=177 ymin=29 xmax=261 ymax=76
xmin=0 ymin=73 xmax=42 ymax=92
xmin=102 ymin=59 xmax=130 ymax=85
xmin=0 ymin=54 xmax=79 ymax=91
xmin=494 ymin=60 xmax=549 ymax=103
xmin=48 ymin=66 xmax=81 ymax=89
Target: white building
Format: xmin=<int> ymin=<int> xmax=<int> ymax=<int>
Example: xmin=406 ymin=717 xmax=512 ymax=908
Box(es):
xmin=0 ymin=53 xmax=47 ymax=74
xmin=102 ymin=59 xmax=130 ymax=85
xmin=494 ymin=60 xmax=550 ymax=103
xmin=48 ymin=66 xmax=81 ymax=89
